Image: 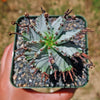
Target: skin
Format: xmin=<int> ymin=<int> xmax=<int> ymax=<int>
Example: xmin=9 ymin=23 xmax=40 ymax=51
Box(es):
xmin=0 ymin=43 xmax=76 ymax=100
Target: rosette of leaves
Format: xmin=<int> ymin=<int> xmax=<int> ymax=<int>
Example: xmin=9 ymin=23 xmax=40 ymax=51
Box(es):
xmin=10 ymin=9 xmax=94 ymax=83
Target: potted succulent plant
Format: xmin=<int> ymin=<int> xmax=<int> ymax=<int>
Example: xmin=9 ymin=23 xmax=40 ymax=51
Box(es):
xmin=9 ymin=8 xmax=94 ymax=93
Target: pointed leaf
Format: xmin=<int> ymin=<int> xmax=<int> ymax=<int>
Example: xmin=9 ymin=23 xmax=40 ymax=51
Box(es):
xmin=51 ymin=16 xmax=65 ymax=38
xmin=54 ymin=42 xmax=82 ymax=57
xmin=29 ymin=26 xmax=40 ymax=41
xmin=34 ymin=52 xmax=50 ymax=73
xmin=48 ymin=49 xmax=73 ymax=72
xmin=24 ymin=42 xmax=46 ymax=63
xmin=34 ymin=14 xmax=48 ymax=37
xmin=56 ymin=29 xmax=82 ymax=43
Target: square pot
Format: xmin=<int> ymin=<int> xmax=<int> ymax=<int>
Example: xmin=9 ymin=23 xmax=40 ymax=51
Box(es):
xmin=10 ymin=15 xmax=88 ymax=91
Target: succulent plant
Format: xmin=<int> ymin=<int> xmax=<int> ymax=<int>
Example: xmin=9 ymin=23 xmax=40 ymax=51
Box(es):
xmin=10 ymin=9 xmax=94 ymax=83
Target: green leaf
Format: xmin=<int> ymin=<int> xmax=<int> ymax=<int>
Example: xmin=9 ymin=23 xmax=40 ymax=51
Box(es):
xmin=54 ymin=42 xmax=82 ymax=57
xmin=24 ymin=42 xmax=45 ymax=63
xmin=56 ymin=29 xmax=82 ymax=43
xmin=51 ymin=16 xmax=65 ymax=38
xmin=48 ymin=49 xmax=73 ymax=72
xmin=29 ymin=26 xmax=40 ymax=41
xmin=35 ymin=53 xmax=50 ymax=73
xmin=34 ymin=14 xmax=48 ymax=37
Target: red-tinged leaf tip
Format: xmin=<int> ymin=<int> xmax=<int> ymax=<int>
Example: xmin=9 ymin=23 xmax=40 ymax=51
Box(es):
xmin=48 ymin=47 xmax=50 ymax=49
xmin=8 ymin=32 xmax=12 ymax=36
xmin=53 ymin=37 xmax=55 ymax=39
xmin=49 ymin=37 xmax=52 ymax=39
xmin=11 ymin=21 xmax=16 ymax=25
xmin=58 ymin=27 xmax=61 ymax=30
xmin=71 ymin=15 xmax=76 ymax=20
xmin=39 ymin=40 xmax=42 ymax=42
xmin=55 ymin=41 xmax=58 ymax=45
xmin=74 ymin=52 xmax=80 ymax=57
xmin=40 ymin=48 xmax=43 ymax=51
xmin=55 ymin=32 xmax=58 ymax=35
xmin=44 ymin=36 xmax=47 ymax=39
xmin=64 ymin=53 xmax=67 ymax=56
xmin=30 ymin=25 xmax=33 ymax=28
xmin=60 ymin=23 xmax=64 ymax=27
xmin=32 ymin=41 xmax=37 ymax=43
xmin=61 ymin=40 xmax=64 ymax=42
xmin=25 ymin=12 xmax=29 ymax=17
xmin=40 ymin=33 xmax=42 ymax=36
xmin=55 ymin=47 xmax=59 ymax=51
xmin=45 ymin=13 xmax=49 ymax=18
xmin=79 ymin=35 xmax=84 ymax=39
xmin=46 ymin=22 xmax=48 ymax=25
xmin=24 ymin=47 xmax=28 ymax=50
xmin=61 ymin=51 xmax=64 ymax=53
xmin=41 ymin=7 xmax=46 ymax=13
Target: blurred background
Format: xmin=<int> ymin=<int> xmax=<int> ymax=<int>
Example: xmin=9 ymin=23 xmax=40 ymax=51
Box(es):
xmin=0 ymin=0 xmax=100 ymax=99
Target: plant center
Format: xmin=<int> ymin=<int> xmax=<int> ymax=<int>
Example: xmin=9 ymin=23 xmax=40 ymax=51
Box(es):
xmin=44 ymin=35 xmax=55 ymax=48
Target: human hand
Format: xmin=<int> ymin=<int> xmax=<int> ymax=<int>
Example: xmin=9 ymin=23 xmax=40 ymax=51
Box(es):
xmin=0 ymin=43 xmax=76 ymax=100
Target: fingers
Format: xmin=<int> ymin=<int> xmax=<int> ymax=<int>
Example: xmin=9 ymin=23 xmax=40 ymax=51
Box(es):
xmin=0 ymin=42 xmax=14 ymax=100
xmin=0 ymin=43 xmax=76 ymax=100
xmin=0 ymin=42 xmax=13 ymax=75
